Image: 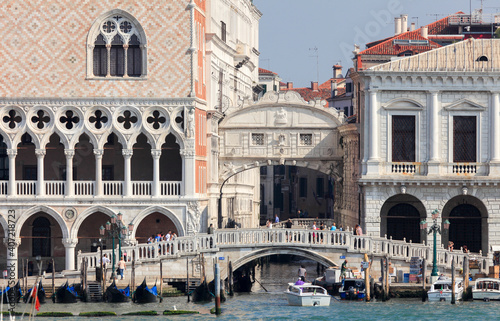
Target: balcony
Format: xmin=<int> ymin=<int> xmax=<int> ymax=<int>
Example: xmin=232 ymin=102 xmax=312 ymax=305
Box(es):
xmin=390 ymin=162 xmax=421 ymax=175
xmin=0 ymin=180 xmax=183 ymax=198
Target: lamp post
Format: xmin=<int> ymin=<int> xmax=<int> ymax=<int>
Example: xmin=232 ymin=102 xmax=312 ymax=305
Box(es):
xmin=99 ymin=213 xmax=134 ymax=280
xmin=420 ymin=209 xmax=450 ymax=283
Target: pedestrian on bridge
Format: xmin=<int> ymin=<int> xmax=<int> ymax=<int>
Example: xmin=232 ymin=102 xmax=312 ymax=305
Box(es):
xmin=275 ymin=214 xmax=279 ymax=224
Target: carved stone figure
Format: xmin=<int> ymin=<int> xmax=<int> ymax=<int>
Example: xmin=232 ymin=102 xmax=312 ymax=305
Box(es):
xmin=186 ymin=108 xmax=195 ymax=138
xmin=187 ymin=201 xmax=201 ymax=234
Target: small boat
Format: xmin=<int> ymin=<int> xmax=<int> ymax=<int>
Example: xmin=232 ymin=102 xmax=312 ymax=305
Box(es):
xmin=55 ymin=281 xmax=78 ymax=303
xmin=105 ymin=280 xmax=130 ymax=303
xmin=473 ymin=278 xmax=500 ymax=301
xmin=427 ymin=277 xmax=463 ymax=302
xmin=339 ymin=278 xmax=366 ymax=300
xmin=1 ymin=281 xmax=22 ymax=304
xmin=133 ymin=279 xmax=158 ymax=303
xmin=24 ymin=281 xmax=46 ymax=304
xmin=313 ymin=267 xmax=354 ymax=295
xmin=284 ymin=281 xmax=331 ymax=306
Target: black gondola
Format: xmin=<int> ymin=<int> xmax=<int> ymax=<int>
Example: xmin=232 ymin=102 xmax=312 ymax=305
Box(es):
xmin=105 ymin=280 xmax=130 ymax=303
xmin=55 ymin=281 xmax=78 ymax=303
xmin=132 ymin=279 xmax=158 ymax=303
xmin=2 ymin=281 xmax=22 ymax=304
xmin=23 ymin=281 xmax=46 ymax=304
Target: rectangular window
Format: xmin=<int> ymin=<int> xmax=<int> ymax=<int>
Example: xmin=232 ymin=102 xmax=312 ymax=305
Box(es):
xmin=262 ymin=84 xmax=267 ymax=94
xmin=453 ymin=116 xmax=476 ymax=162
xmin=221 ymin=21 xmax=226 ymax=42
xmin=316 ymin=177 xmax=324 ymax=198
xmin=346 ymin=83 xmax=352 ymax=93
xmin=392 ymin=116 xmax=415 ymax=162
xmin=300 ymin=134 xmax=313 ymax=146
xmin=252 ymin=133 xmax=265 ymax=146
xmin=299 ymin=177 xmax=307 ymax=198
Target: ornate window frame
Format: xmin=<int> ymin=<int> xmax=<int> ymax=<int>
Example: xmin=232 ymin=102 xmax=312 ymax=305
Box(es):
xmin=86 ymin=9 xmax=147 ymax=79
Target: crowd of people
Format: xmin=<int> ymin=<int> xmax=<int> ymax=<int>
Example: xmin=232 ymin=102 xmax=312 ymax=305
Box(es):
xmin=147 ymin=230 xmax=177 ymax=243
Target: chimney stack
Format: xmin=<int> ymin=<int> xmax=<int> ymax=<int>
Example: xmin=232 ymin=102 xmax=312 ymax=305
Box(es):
xmin=395 ymin=17 xmax=402 ymax=35
xmin=410 ymin=22 xmax=416 ymax=31
xmin=311 ymin=81 xmax=319 ymax=92
xmin=287 ymin=82 xmax=293 ymax=89
xmin=400 ymin=14 xmax=408 ymax=33
xmin=333 ymin=64 xmax=342 ymax=78
xmin=421 ymin=26 xmax=428 ymax=39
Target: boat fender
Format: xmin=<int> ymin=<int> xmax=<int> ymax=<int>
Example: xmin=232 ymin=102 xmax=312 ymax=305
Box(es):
xmin=484 ymin=298 xmax=490 ymax=302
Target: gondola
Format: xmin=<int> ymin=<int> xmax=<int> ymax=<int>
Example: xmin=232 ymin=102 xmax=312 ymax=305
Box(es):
xmin=132 ymin=279 xmax=158 ymax=303
xmin=1 ymin=281 xmax=22 ymax=304
xmin=23 ymin=281 xmax=46 ymax=304
xmin=105 ymin=280 xmax=130 ymax=303
xmin=54 ymin=281 xmax=78 ymax=303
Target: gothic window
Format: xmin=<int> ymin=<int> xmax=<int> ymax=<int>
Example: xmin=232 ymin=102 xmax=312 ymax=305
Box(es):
xmin=453 ymin=116 xmax=476 ymax=162
xmin=89 ymin=12 xmax=146 ymax=78
xmin=0 ymin=136 xmax=7 ymax=180
xmin=392 ymin=116 xmax=415 ymax=162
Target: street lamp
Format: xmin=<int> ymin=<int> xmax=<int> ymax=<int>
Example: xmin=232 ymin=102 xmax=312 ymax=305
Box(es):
xmin=99 ymin=213 xmax=134 ymax=280
xmin=420 ymin=209 xmax=450 ymax=283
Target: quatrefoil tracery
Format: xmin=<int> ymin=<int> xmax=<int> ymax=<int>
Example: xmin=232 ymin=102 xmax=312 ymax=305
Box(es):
xmin=31 ymin=110 xmax=50 ymax=129
xmin=60 ymin=110 xmax=80 ymax=130
xmin=147 ymin=110 xmax=166 ymax=130
xmin=117 ymin=110 xmax=138 ymax=130
xmin=89 ymin=110 xmax=108 ymax=130
xmin=3 ymin=110 xmax=22 ymax=129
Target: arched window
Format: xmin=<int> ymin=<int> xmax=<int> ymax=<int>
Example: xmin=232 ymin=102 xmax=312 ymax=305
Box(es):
xmin=88 ymin=11 xmax=146 ymax=78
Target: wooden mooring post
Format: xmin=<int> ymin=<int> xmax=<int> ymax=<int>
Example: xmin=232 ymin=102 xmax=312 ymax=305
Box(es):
xmin=51 ymin=258 xmax=55 ymax=298
xmin=214 ymin=261 xmax=221 ymax=315
xmin=131 ymin=259 xmax=136 ymax=291
xmin=422 ymin=258 xmax=427 ymax=302
xmin=228 ymin=261 xmax=234 ymax=296
xmin=385 ymin=257 xmax=390 ymax=300
xmin=463 ymin=255 xmax=470 ymax=290
xmin=380 ymin=258 xmax=386 ymax=301
xmin=186 ymin=258 xmax=190 ymax=303
xmin=451 ymin=260 xmax=456 ymax=304
xmin=364 ymin=253 xmax=370 ymax=302
xmin=159 ymin=260 xmax=163 ymax=298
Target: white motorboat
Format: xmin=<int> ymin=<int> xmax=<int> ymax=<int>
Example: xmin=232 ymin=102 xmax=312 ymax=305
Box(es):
xmin=473 ymin=278 xmax=500 ymax=301
xmin=427 ymin=277 xmax=463 ymax=302
xmin=284 ymin=282 xmax=331 ymax=306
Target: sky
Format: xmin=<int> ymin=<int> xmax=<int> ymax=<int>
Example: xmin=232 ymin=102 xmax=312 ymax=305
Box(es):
xmin=253 ymin=0 xmax=500 ymax=87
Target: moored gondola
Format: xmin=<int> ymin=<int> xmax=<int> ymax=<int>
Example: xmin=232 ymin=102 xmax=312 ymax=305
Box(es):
xmin=132 ymin=278 xmax=158 ymax=303
xmin=54 ymin=281 xmax=78 ymax=303
xmin=2 ymin=281 xmax=22 ymax=304
xmin=23 ymin=281 xmax=46 ymax=304
xmin=105 ymin=280 xmax=130 ymax=303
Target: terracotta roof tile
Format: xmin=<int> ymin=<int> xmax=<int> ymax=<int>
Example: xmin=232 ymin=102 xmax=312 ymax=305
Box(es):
xmin=281 ymin=87 xmax=331 ymax=102
xmin=258 ymin=67 xmax=277 ymax=75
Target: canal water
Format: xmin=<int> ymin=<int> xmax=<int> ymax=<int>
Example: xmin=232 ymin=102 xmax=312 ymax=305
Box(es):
xmin=11 ymin=259 xmax=500 ymax=320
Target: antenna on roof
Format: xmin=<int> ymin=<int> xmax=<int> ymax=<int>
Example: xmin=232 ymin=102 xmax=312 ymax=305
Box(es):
xmin=309 ymin=46 xmax=319 ymax=84
xmin=411 ymin=17 xmax=419 ymax=28
xmin=426 ymin=13 xmax=446 ymax=21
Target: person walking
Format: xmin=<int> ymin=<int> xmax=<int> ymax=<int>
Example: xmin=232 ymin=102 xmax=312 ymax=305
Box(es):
xmin=118 ymin=256 xmax=126 ymax=280
xmin=274 ymin=214 xmax=280 ymax=224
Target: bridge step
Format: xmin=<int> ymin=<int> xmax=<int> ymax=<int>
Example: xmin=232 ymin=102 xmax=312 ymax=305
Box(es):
xmin=162 ymin=278 xmax=201 ymax=294
xmin=86 ymin=281 xmax=103 ymax=301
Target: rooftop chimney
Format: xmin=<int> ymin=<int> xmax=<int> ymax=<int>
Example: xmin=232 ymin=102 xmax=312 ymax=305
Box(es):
xmin=400 ymin=14 xmax=408 ymax=33
xmin=287 ymin=82 xmax=293 ymax=89
xmin=410 ymin=22 xmax=416 ymax=31
xmin=311 ymin=81 xmax=319 ymax=92
xmin=421 ymin=26 xmax=428 ymax=39
xmin=333 ymin=64 xmax=342 ymax=78
xmin=395 ymin=17 xmax=402 ymax=35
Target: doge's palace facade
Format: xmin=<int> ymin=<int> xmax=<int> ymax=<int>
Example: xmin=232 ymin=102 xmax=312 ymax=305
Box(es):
xmin=0 ymin=0 xmax=261 ymax=276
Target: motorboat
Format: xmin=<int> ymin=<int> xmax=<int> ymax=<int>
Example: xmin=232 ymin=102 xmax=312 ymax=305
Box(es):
xmin=473 ymin=278 xmax=500 ymax=301
xmin=105 ymin=280 xmax=130 ymax=303
xmin=284 ymin=281 xmax=331 ymax=306
xmin=339 ymin=278 xmax=366 ymax=300
xmin=427 ymin=277 xmax=463 ymax=302
xmin=24 ymin=281 xmax=46 ymax=304
xmin=313 ymin=267 xmax=354 ymax=295
xmin=1 ymin=281 xmax=22 ymax=304
xmin=55 ymin=281 xmax=78 ymax=303
xmin=133 ymin=279 xmax=158 ymax=303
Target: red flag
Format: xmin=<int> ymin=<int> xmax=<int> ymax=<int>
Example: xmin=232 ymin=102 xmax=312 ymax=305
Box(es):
xmin=32 ymin=286 xmax=40 ymax=311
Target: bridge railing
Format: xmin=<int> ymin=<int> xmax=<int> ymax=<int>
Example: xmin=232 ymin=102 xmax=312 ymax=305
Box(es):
xmin=77 ymin=228 xmax=477 ymax=272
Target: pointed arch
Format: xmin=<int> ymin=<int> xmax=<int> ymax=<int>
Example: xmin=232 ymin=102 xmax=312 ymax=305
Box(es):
xmin=16 ymin=205 xmax=69 ymax=239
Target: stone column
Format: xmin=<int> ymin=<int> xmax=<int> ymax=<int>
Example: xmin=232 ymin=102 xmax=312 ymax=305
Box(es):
xmin=366 ymin=89 xmax=379 ymax=174
xmin=64 ymin=149 xmax=75 ymax=197
xmin=151 ymin=149 xmax=161 ymax=197
xmin=428 ymin=91 xmax=440 ymax=174
xmin=35 ymin=149 xmax=46 ymax=196
xmin=122 ymin=149 xmax=133 ymax=197
xmin=94 ymin=149 xmax=104 ymax=197
xmin=7 ymin=149 xmax=17 ymax=196
xmin=62 ymin=238 xmax=78 ymax=270
xmin=3 ymin=238 xmax=21 ymax=279
xmin=181 ymin=147 xmax=196 ymax=196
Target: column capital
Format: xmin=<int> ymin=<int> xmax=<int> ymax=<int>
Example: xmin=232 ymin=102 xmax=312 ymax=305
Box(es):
xmin=180 ymin=149 xmax=196 ymax=157
xmin=62 ymin=238 xmax=78 ymax=248
xmin=3 ymin=237 xmax=21 ymax=248
xmin=35 ymin=149 xmax=46 ymax=157
xmin=428 ymin=90 xmax=440 ymax=95
xmin=368 ymin=88 xmax=378 ymax=94
xmin=122 ymin=149 xmax=134 ymax=157
xmin=7 ymin=149 xmax=17 ymax=157
xmin=151 ymin=149 xmax=162 ymax=159
xmin=64 ymin=149 xmax=75 ymax=158
xmin=93 ymin=149 xmax=104 ymax=158
xmin=490 ymin=91 xmax=500 ymax=96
